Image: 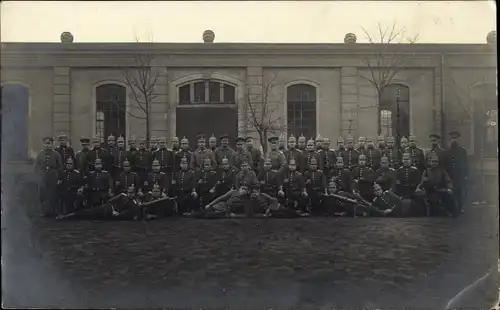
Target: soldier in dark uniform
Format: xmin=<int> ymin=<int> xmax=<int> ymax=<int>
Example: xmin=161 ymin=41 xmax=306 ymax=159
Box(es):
xmin=419 ymin=153 xmax=457 ymax=217
xmin=214 ymin=156 xmax=237 ymax=196
xmin=267 ymin=136 xmax=287 ymax=170
xmin=297 ymin=134 xmax=307 ymax=152
xmin=357 ymin=136 xmax=366 ymax=153
xmin=303 ymin=157 xmax=327 ymax=214
xmin=395 ymin=152 xmax=425 ymax=215
xmin=128 ymin=136 xmax=138 ymax=156
xmin=322 ymin=181 xmax=354 ymax=216
xmin=233 ymin=137 xmax=253 ymax=171
xmin=142 ymin=183 xmax=171 ymax=220
xmin=336 ymin=136 xmax=347 ymax=161
xmin=55 ymin=133 xmax=75 ymax=165
xmin=406 ymin=135 xmax=426 ymax=172
xmin=426 ymin=134 xmax=445 ymax=167
xmin=332 ymin=156 xmax=353 ymax=193
xmin=318 ymin=137 xmax=336 ymax=179
xmin=107 ymin=134 xmax=117 ymax=153
xmin=377 ymin=135 xmax=386 ymax=152
xmin=370 ymin=183 xmax=404 ymax=217
xmin=171 ymin=136 xmax=180 ymax=153
xmin=34 ymin=137 xmax=63 ymax=217
xmin=209 ymin=134 xmax=218 ymax=152
xmin=303 ymin=138 xmax=323 ymax=171
xmin=443 ymin=131 xmax=469 ymax=213
xmin=315 ymin=135 xmax=323 ymax=151
xmin=214 ymin=134 xmax=234 ymax=167
xmin=89 ymin=136 xmax=111 ymax=172
xmin=351 ymin=154 xmax=375 ymax=201
xmin=133 ymin=137 xmax=153 ymax=180
xmin=140 ymin=159 xmax=168 ymax=195
xmin=110 ymin=136 xmax=130 ymax=182
xmin=343 ymin=136 xmax=360 ymax=170
xmin=175 ymin=137 xmax=193 ymax=172
xmin=257 ymin=157 xmax=280 ymax=197
xmin=383 ymin=136 xmax=401 ymax=169
xmin=173 ymin=156 xmax=198 ymax=215
xmin=195 ymin=157 xmax=218 ymax=210
xmin=374 ymin=155 xmax=396 ymax=192
xmin=278 ymin=135 xmax=287 ymax=152
xmin=75 ymin=137 xmax=92 ymax=177
xmin=191 ymin=134 xmax=216 ymax=170
xmin=57 ymin=157 xmax=84 ymax=215
xmin=85 ymin=158 xmax=113 ymax=208
xmin=111 ymin=185 xmax=142 ymax=220
xmin=153 ymin=137 xmax=174 ymax=177
xmin=277 ymin=158 xmax=309 ymax=214
xmin=149 ymin=136 xmax=159 ymax=152
xmin=284 ymin=135 xmax=304 ymax=172
xmin=362 ymin=137 xmax=382 ymax=171
xmin=204 ymin=185 xmax=250 ymax=217
xmin=115 ymin=160 xmax=140 ymax=194
xmin=235 ymin=160 xmax=258 ymax=189
xmin=246 ymin=136 xmax=263 ymax=172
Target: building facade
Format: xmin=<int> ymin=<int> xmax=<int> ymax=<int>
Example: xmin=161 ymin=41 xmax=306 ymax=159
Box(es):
xmin=1 ymin=31 xmax=497 ymax=161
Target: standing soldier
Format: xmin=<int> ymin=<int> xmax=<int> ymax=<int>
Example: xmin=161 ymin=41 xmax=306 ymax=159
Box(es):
xmin=374 ymin=155 xmax=397 ymax=192
xmin=336 ymin=137 xmax=347 ymax=161
xmin=115 ymin=160 xmax=140 ymax=194
xmin=209 ymin=134 xmax=218 ymax=152
xmin=303 ymin=138 xmax=323 ymax=171
xmin=303 ymin=157 xmax=327 ymax=214
xmin=57 ymin=157 xmax=83 ymax=215
xmin=342 ymin=136 xmax=360 ymax=170
xmin=426 ymin=134 xmax=445 ymax=167
xmin=257 ymin=157 xmax=280 ymax=197
xmin=277 ymin=159 xmax=308 ymax=214
xmin=246 ymin=136 xmax=263 ymax=172
xmin=55 ymin=133 xmax=75 ymax=165
xmin=107 ymin=134 xmax=117 ymax=153
xmin=173 ymin=156 xmax=198 ymax=215
xmin=284 ymin=135 xmax=304 ymax=172
xmin=315 ymin=135 xmax=323 ymax=151
xmin=111 ymin=136 xmax=130 ymax=182
xmin=278 ymin=134 xmax=287 ymax=152
xmin=89 ymin=136 xmax=111 ymax=171
xmin=140 ymin=159 xmax=168 ymax=195
xmin=233 ymin=137 xmax=253 ymax=171
xmin=394 ymin=152 xmax=422 ymax=202
xmin=406 ymin=135 xmax=426 ymax=173
xmin=443 ymin=131 xmax=469 ymax=214
xmin=153 ymin=137 xmax=174 ymax=176
xmin=332 ymin=156 xmax=353 ymax=193
xmin=133 ymin=137 xmax=153 ymax=181
xmin=383 ymin=136 xmax=401 ymax=169
xmin=362 ymin=137 xmax=382 ymax=171
xmin=195 ymin=157 xmax=218 ymax=210
xmin=235 ymin=160 xmax=258 ymax=189
xmin=214 ymin=134 xmax=234 ymax=167
xmin=357 ymin=136 xmax=367 ymax=153
xmin=128 ymin=136 xmax=138 ymax=156
xmin=214 ymin=157 xmax=237 ymax=196
xmin=174 ymin=137 xmax=193 ymax=172
xmin=171 ymin=136 xmax=180 ymax=153
xmin=267 ymin=136 xmax=287 ymax=170
xmin=150 ymin=136 xmax=159 ymax=152
xmin=297 ymin=134 xmax=307 ymax=152
xmin=34 ymin=137 xmax=63 ymax=217
xmin=75 ymin=137 xmax=91 ymax=177
xmin=377 ymin=135 xmax=386 ymax=153
xmin=318 ymin=137 xmax=336 ymax=179
xmin=351 ymin=154 xmax=375 ymax=201
xmin=191 ymin=134 xmax=215 ymax=170
xmin=84 ymin=158 xmax=113 ymax=208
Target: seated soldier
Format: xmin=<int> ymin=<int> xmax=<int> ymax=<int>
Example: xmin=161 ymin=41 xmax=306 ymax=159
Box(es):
xmin=303 ymin=157 xmax=327 ymax=215
xmin=214 ymin=156 xmax=237 ymax=197
xmin=351 ymin=154 xmax=375 ymax=201
xmin=115 ymin=160 xmax=140 ymax=194
xmin=369 ymin=183 xmax=404 ymax=217
xmin=374 ymin=155 xmax=396 ymax=191
xmin=332 ymin=156 xmax=353 ymax=193
xmin=84 ymin=158 xmax=113 ymax=208
xmin=419 ymin=154 xmax=457 ymax=217
xmin=140 ymin=159 xmax=168 ymax=196
xmin=257 ymin=157 xmax=280 ymax=197
xmin=57 ymin=157 xmax=84 ymax=214
xmin=395 ymin=152 xmax=425 ymax=215
xmin=142 ymin=183 xmax=175 ymax=220
xmin=204 ymin=185 xmax=251 ymax=218
xmin=322 ymin=180 xmax=371 ymax=217
xmin=277 ymin=159 xmax=309 ymax=215
xmin=173 ymin=156 xmax=198 ymax=215
xmin=235 ymin=160 xmax=258 ymax=189
xmin=195 ymin=157 xmax=218 ymax=211
xmin=109 ymin=185 xmax=142 ymax=220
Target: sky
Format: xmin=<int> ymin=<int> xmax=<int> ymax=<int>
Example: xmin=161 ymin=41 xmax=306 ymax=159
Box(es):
xmin=0 ymin=1 xmax=497 ymax=44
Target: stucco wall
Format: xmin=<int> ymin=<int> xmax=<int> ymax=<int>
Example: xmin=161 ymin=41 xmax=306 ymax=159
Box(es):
xmin=1 ymin=68 xmax=53 ymax=156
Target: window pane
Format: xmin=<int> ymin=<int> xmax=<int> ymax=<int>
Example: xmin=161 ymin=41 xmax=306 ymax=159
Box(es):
xmin=179 ymin=85 xmax=191 ymax=104
xmin=287 ymin=84 xmax=316 ymax=102
xmin=223 ymin=84 xmax=236 ymax=103
xmin=209 ymin=82 xmax=221 ymax=103
xmin=194 ymin=82 xmax=205 ymax=102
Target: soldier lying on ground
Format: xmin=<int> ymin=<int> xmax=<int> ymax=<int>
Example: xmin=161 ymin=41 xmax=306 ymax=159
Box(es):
xmin=142 ymin=184 xmax=177 ymax=220
xmin=369 ymin=183 xmax=404 ymax=217
xmin=321 ymin=180 xmax=371 ymax=217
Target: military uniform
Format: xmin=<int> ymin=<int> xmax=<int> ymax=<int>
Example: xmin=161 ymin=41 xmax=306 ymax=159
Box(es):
xmin=303 ymin=150 xmax=322 ymax=172
xmin=153 ymin=147 xmax=174 ymax=175
xmin=57 ymin=164 xmax=83 ymax=214
xmin=88 ymin=139 xmax=112 ymax=171
xmin=116 ymin=170 xmax=140 ymax=194
xmin=351 ymin=165 xmax=375 ymax=201
xmin=85 ymin=168 xmax=113 ymax=207
xmin=235 ymin=170 xmax=258 ymax=189
xmin=55 ymin=137 xmax=75 ymax=166
xmin=395 ymin=165 xmax=422 ymax=199
xmin=75 ymin=138 xmax=92 ymax=177
xmin=34 ymin=139 xmax=63 ymax=216
xmin=420 ymin=165 xmax=456 ymax=217
xmin=195 ymin=168 xmax=218 ymax=208
xmin=191 ymin=148 xmax=215 ymax=171
xmin=173 ymin=169 xmax=197 ymax=214
xmin=284 ymin=147 xmax=304 ymax=172
xmin=257 ymin=168 xmax=280 ymax=197
xmin=362 ymin=147 xmax=382 ymax=171
xmin=342 ymin=147 xmax=360 ymax=170
xmin=443 ymin=131 xmax=469 ymax=212
xmin=111 ymin=147 xmax=130 ymax=180
xmin=142 ymin=171 xmax=168 ymax=193
xmin=304 ymin=169 xmax=327 ymax=214
xmin=247 ymin=141 xmax=263 ymax=172
xmin=374 ymin=167 xmax=396 ymax=192
xmin=383 ymin=146 xmax=401 ymax=169
xmin=279 ymin=167 xmax=307 ymax=211
xmin=405 ymin=146 xmax=426 ymax=172
xmin=371 ymin=190 xmax=404 ymax=217
xmin=332 ymin=167 xmax=353 ymax=192
xmin=233 ymin=148 xmax=253 ymax=171
xmin=215 ymin=166 xmax=237 ymax=196
xmin=318 ymin=148 xmax=336 ymax=178
xmin=112 ymin=193 xmax=142 ymax=220
xmin=133 ymin=148 xmax=153 ymax=178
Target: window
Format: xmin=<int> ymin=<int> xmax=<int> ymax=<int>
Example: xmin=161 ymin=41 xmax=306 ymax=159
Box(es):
xmin=96 ymin=84 xmax=126 ymax=148
xmin=287 ymin=84 xmax=317 ymax=139
xmin=178 ymin=80 xmax=236 ymax=105
xmin=379 ymin=84 xmax=410 ymax=138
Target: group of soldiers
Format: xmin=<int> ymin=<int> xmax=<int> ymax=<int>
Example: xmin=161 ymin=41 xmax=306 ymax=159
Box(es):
xmin=34 ymin=130 xmax=468 ymax=220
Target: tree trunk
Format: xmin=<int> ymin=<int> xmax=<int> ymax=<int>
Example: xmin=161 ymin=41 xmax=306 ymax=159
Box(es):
xmin=145 ymin=102 xmax=150 ymax=147
xmin=260 ymin=130 xmax=268 ymax=155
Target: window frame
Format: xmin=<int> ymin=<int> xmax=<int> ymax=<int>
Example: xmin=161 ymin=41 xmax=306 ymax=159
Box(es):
xmin=378 ymin=84 xmax=410 ymax=138
xmin=286 ymin=84 xmax=317 ymax=139
xmin=95 ymin=83 xmax=127 ymax=147
xmin=177 ymin=79 xmax=237 ymax=107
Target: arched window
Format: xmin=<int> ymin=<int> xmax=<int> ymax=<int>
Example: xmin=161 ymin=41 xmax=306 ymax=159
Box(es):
xmin=287 ymin=84 xmax=317 ymax=139
xmin=1 ymin=83 xmax=29 ymax=160
xmin=95 ymin=84 xmax=126 ymax=147
xmin=178 ymin=80 xmax=236 ymax=105
xmin=472 ymin=83 xmax=497 ymax=157
xmin=379 ymin=84 xmax=410 ymax=140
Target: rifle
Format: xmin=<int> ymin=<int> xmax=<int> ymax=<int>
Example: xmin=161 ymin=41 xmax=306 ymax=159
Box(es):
xmin=139 ymin=196 xmax=176 ymax=208
xmin=56 ymin=193 xmax=127 ymax=220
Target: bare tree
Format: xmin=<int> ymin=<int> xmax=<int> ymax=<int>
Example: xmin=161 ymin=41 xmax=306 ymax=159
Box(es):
xmin=243 ymin=73 xmax=287 ymax=154
xmin=122 ymin=33 xmax=160 ymax=144
xmin=344 ymin=22 xmax=420 ymax=135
